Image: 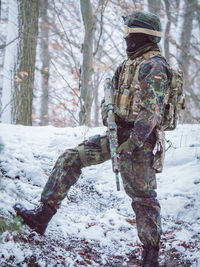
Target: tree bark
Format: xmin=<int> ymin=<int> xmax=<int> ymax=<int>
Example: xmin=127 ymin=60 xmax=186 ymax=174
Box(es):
xmin=0 ymin=0 xmax=5 ymax=121
xmin=179 ymin=0 xmax=196 ymax=122
xmin=79 ymin=0 xmax=95 ymax=126
xmin=12 ymin=0 xmax=39 ymax=125
xmin=93 ymin=71 xmax=100 ymax=127
xmin=163 ymin=0 xmax=171 ymax=62
xmin=39 ymin=0 xmax=50 ymax=126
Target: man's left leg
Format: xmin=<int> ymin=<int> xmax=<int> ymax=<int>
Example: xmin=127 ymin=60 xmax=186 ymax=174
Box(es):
xmin=14 ymin=148 xmax=82 ymax=234
xmin=14 ymin=134 xmax=110 ymax=234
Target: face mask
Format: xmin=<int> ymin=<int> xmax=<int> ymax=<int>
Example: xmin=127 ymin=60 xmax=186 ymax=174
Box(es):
xmin=125 ymin=33 xmax=150 ymax=53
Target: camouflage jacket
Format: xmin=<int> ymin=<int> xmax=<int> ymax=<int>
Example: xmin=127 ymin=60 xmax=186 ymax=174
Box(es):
xmin=109 ymin=47 xmax=172 ymax=148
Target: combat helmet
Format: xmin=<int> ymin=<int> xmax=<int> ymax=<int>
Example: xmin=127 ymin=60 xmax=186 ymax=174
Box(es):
xmin=123 ymin=10 xmax=162 ymax=43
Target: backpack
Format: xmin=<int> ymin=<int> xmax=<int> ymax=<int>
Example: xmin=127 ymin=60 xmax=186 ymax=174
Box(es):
xmin=152 ymin=66 xmax=185 ymax=173
xmin=133 ymin=51 xmax=185 ymax=131
xmin=161 ymin=67 xmax=185 ymax=131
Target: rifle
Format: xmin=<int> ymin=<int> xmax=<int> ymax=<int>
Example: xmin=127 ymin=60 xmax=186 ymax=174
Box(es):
xmin=104 ymin=77 xmax=120 ymax=191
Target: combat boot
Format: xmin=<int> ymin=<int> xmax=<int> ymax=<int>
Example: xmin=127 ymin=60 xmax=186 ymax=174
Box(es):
xmin=142 ymin=245 xmax=159 ymax=267
xmin=13 ymin=202 xmax=56 ymax=235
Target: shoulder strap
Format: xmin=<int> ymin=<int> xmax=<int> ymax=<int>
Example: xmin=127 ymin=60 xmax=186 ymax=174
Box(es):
xmin=142 ymin=50 xmax=162 ymax=60
xmin=123 ymin=58 xmax=137 ymax=85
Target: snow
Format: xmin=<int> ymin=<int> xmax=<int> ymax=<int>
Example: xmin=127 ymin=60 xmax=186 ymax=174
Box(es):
xmin=0 ymin=123 xmax=200 ymax=266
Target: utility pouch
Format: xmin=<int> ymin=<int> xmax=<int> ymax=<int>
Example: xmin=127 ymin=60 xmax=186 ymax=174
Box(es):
xmin=152 ymin=128 xmax=165 ymax=173
xmin=118 ymin=87 xmax=133 ymax=117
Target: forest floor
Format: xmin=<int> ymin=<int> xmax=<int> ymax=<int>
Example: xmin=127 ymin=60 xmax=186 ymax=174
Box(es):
xmin=0 ymin=123 xmax=200 ymax=266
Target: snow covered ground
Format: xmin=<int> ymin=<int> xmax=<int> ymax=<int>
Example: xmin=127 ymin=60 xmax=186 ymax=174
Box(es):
xmin=0 ymin=123 xmax=199 ymax=266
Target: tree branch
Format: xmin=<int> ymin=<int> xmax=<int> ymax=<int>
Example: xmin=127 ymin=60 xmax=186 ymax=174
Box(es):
xmin=93 ymin=0 xmax=108 ymax=57
xmin=0 ymin=36 xmax=19 ymax=50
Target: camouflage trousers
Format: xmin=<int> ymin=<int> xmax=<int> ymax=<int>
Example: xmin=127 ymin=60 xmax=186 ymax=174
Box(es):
xmin=41 ymin=134 xmax=162 ymax=246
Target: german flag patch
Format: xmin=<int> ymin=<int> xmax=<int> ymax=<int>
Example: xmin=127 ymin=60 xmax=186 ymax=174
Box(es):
xmin=154 ymin=75 xmax=162 ymax=79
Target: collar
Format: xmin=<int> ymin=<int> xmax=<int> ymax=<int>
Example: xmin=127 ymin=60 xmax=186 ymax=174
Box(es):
xmin=127 ymin=43 xmax=160 ymax=60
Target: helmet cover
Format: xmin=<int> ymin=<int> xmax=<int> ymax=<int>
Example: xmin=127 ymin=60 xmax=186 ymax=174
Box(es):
xmin=123 ymin=11 xmax=162 ymax=43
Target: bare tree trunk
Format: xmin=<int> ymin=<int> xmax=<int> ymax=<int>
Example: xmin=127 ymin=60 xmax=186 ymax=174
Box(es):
xmin=12 ymin=0 xmax=39 ymax=125
xmin=173 ymin=0 xmax=181 ymax=26
xmin=1 ymin=0 xmax=18 ymax=123
xmin=163 ymin=0 xmax=171 ymax=62
xmin=0 ymin=0 xmax=2 ymax=121
xmin=93 ymin=72 xmax=100 ymax=127
xmin=93 ymin=0 xmax=107 ymax=126
xmin=0 ymin=58 xmax=2 ymax=122
xmin=0 ymin=0 xmax=8 ymax=121
xmin=147 ymin=0 xmax=161 ymax=15
xmin=79 ymin=0 xmax=95 ymax=126
xmin=179 ymin=0 xmax=196 ymax=123
xmin=0 ymin=0 xmax=3 ymax=120
xmin=39 ymin=0 xmax=50 ymax=126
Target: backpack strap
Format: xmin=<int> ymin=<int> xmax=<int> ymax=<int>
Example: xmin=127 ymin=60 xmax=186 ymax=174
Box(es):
xmin=123 ymin=58 xmax=137 ymax=85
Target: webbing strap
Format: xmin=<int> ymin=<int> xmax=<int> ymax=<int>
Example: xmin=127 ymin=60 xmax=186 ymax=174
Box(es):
xmin=100 ymin=137 xmax=108 ymax=154
xmin=124 ymin=59 xmax=138 ymax=85
xmin=124 ymin=63 xmax=131 ymax=85
xmin=77 ymin=145 xmax=88 ymax=166
xmin=124 ymin=67 xmax=129 ymax=84
xmin=134 ymin=65 xmax=140 ymax=82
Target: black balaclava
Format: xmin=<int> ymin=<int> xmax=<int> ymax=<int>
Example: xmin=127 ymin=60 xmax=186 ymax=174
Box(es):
xmin=125 ymin=33 xmax=153 ymax=58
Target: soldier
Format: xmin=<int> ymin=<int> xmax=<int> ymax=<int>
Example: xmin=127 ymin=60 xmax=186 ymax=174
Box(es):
xmin=14 ymin=10 xmax=172 ymax=267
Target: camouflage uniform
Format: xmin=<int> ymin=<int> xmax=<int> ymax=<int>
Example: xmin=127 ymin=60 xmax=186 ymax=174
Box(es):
xmin=41 ymin=44 xmax=171 ymax=247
